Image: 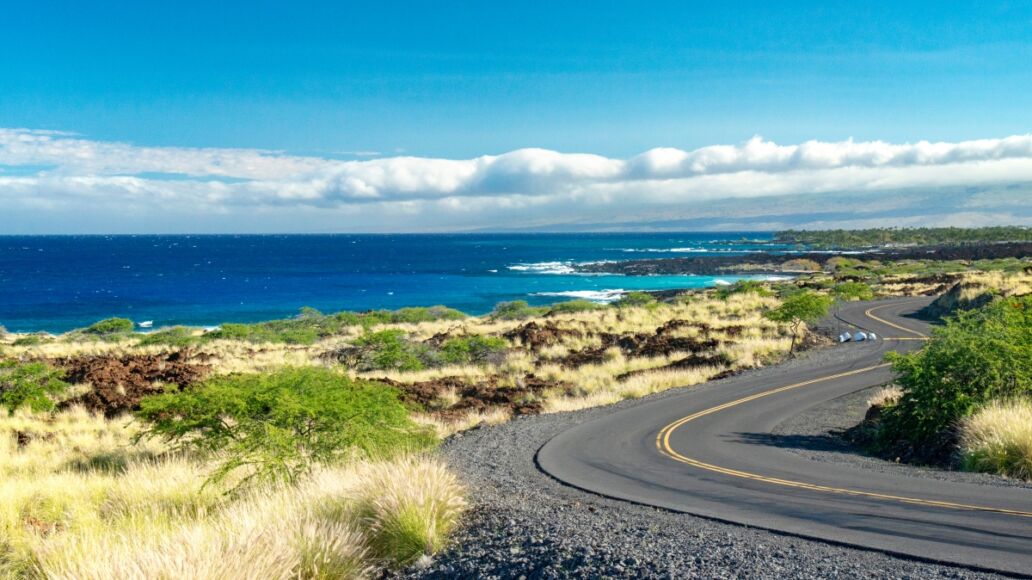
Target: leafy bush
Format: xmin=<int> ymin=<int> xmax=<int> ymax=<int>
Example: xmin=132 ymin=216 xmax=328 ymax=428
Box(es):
xmin=833 ymin=281 xmax=874 ymax=301
xmin=547 ymin=300 xmax=605 ymax=315
xmin=205 ymin=321 xmax=321 ymax=345
xmin=439 ymin=335 xmax=508 ymax=365
xmin=204 ymin=306 xmax=469 ymax=345
xmin=352 ymin=330 xmax=428 ymax=371
xmin=763 ymin=290 xmax=833 ymax=353
xmin=614 ymin=291 xmax=657 ymax=308
xmin=491 ymin=300 xmax=548 ymax=320
xmin=715 ymin=280 xmax=773 ymax=300
xmin=136 ymin=367 xmax=434 ymax=487
xmin=959 ymin=399 xmax=1032 ymax=480
xmin=879 ymin=295 xmax=1032 ymax=446
xmin=84 ymin=317 xmax=135 ymax=337
xmin=137 ymin=326 xmax=201 ymax=348
xmin=390 ymin=306 xmax=467 ymax=324
xmin=0 ymin=361 xmax=69 ymax=413
xmin=12 ymin=334 xmax=49 ymax=347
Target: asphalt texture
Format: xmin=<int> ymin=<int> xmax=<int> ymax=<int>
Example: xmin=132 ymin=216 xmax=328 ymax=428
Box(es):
xmin=535 ymin=297 xmax=1032 ymax=576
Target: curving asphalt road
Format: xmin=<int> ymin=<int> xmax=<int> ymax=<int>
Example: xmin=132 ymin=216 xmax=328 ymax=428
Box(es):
xmin=538 ymin=297 xmax=1032 ymax=576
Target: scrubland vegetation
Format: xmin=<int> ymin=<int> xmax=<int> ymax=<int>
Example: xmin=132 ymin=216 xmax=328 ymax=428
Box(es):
xmin=0 ymin=369 xmax=461 ymax=579
xmin=0 ymin=287 xmax=825 ymax=578
xmin=2 ymin=247 xmax=1030 ymax=577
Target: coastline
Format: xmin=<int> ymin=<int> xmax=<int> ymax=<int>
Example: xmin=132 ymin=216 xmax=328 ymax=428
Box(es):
xmin=574 ymin=241 xmax=1032 ymax=276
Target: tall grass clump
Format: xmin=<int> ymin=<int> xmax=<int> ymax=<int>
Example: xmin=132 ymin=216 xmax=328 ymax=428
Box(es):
xmin=354 ymin=456 xmax=466 ymax=565
xmin=3 ymin=407 xmax=465 ymax=577
xmin=959 ymin=399 xmax=1032 ymax=480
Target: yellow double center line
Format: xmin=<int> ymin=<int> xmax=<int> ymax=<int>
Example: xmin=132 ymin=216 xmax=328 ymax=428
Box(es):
xmin=655 ymin=303 xmax=1032 ymax=518
xmin=864 ymin=302 xmax=930 ymax=340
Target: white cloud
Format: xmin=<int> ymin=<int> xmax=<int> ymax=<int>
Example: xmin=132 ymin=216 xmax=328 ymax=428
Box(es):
xmin=1 ymin=128 xmax=1031 ymax=231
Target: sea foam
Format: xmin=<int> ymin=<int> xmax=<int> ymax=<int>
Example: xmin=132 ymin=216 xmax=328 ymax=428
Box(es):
xmin=533 ymin=289 xmax=627 ymax=302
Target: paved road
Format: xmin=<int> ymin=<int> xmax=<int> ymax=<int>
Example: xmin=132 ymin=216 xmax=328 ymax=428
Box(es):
xmin=538 ymin=298 xmax=1032 ymax=576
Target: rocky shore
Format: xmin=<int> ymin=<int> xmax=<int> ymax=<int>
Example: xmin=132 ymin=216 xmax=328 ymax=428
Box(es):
xmin=574 ymin=242 xmax=1032 ymax=276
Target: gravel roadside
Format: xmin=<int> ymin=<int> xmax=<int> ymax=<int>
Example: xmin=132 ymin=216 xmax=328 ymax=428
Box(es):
xmin=401 ymin=344 xmax=1010 ymax=579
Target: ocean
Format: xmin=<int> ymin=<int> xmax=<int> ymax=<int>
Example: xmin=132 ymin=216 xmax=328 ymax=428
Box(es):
xmin=0 ymin=233 xmax=788 ymax=333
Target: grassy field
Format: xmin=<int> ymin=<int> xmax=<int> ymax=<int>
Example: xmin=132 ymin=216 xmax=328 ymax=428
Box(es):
xmin=0 ymin=405 xmax=463 ymax=579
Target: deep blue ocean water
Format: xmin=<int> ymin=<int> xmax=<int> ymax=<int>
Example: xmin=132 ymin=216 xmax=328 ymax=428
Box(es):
xmin=0 ymin=233 xmax=788 ymax=333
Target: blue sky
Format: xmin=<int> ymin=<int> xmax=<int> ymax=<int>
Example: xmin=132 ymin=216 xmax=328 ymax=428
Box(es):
xmin=2 ymin=1 xmax=1032 ymax=232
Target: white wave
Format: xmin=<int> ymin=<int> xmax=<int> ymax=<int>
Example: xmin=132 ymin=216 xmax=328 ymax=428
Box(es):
xmin=764 ymin=275 xmax=794 ymax=281
xmin=507 ymin=261 xmax=577 ymax=274
xmin=534 ymin=289 xmax=627 ymax=302
xmin=713 ymin=279 xmax=733 ymax=286
xmin=508 ymin=260 xmax=617 ymax=275
xmin=615 ymin=247 xmax=767 ymax=254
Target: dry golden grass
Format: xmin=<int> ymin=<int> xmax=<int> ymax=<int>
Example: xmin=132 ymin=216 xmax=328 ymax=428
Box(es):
xmin=0 ymin=409 xmax=466 ymax=579
xmin=867 ymin=386 xmax=902 ymax=408
xmin=959 ymin=399 xmax=1032 ymax=481
xmin=411 ymin=407 xmax=511 ymax=438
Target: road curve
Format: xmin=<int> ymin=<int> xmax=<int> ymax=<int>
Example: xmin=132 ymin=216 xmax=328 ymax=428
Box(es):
xmin=537 ymin=297 xmax=1032 ymax=576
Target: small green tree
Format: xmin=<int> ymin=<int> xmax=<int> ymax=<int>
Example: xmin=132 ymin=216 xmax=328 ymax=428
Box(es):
xmin=353 ymin=330 xmax=426 ymax=371
xmin=715 ymin=280 xmax=773 ymax=300
xmin=833 ymin=281 xmax=874 ymax=302
xmin=137 ymin=326 xmax=200 ymax=348
xmin=0 ymin=361 xmax=69 ymax=413
xmin=615 ymin=291 xmax=657 ymax=309
xmin=85 ymin=317 xmax=135 ymax=336
xmin=439 ymin=335 xmax=508 ymax=365
xmin=763 ymin=291 xmax=833 ymax=354
xmin=136 ymin=367 xmax=434 ymax=488
xmin=547 ymin=300 xmax=604 ymax=315
xmin=491 ymin=300 xmax=547 ymax=320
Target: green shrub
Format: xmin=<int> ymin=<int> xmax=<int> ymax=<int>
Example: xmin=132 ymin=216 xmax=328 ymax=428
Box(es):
xmin=84 ymin=317 xmax=135 ymax=338
xmin=136 ymin=367 xmax=434 ymax=488
xmin=202 ymin=306 xmax=470 ymax=345
xmin=137 ymin=326 xmax=201 ymax=348
xmin=715 ymin=280 xmax=772 ymax=300
xmin=205 ymin=321 xmax=321 ymax=345
xmin=353 ymin=330 xmax=427 ymax=371
xmin=614 ymin=292 xmax=657 ymax=309
xmin=390 ymin=306 xmax=467 ymax=324
xmin=491 ymin=301 xmax=547 ymax=320
xmin=879 ymin=295 xmax=1032 ymax=446
xmin=547 ymin=300 xmax=605 ymax=315
xmin=763 ymin=290 xmax=833 ymax=353
xmin=0 ymin=361 xmax=69 ymax=413
xmin=12 ymin=335 xmax=49 ymax=347
xmin=833 ymin=281 xmax=874 ymax=301
xmin=439 ymin=336 xmax=508 ymax=365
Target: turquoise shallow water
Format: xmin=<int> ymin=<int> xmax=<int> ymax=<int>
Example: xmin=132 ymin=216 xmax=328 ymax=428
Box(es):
xmin=0 ymin=233 xmax=788 ymax=332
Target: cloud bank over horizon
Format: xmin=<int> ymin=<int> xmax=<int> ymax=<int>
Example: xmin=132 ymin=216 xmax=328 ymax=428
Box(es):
xmin=2 ymin=128 xmax=1031 ymax=233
